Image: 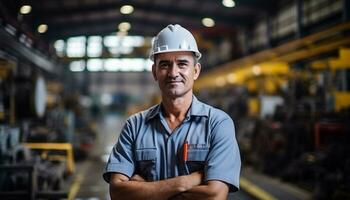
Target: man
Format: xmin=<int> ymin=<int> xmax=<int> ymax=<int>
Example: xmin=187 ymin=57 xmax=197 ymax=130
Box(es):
xmin=103 ymin=24 xmax=241 ymax=200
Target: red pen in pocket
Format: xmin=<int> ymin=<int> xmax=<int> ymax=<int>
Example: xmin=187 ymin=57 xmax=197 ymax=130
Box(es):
xmin=183 ymin=141 xmax=188 ymax=162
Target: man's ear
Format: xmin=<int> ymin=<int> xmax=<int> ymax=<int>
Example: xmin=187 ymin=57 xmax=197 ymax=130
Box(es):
xmin=152 ymin=64 xmax=158 ymax=81
xmin=193 ymin=63 xmax=201 ymax=80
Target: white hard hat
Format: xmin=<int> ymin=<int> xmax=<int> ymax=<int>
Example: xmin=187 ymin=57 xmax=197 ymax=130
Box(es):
xmin=150 ymin=24 xmax=201 ymax=61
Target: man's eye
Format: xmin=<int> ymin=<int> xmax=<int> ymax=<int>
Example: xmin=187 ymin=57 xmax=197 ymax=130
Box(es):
xmin=159 ymin=63 xmax=169 ymax=68
xmin=178 ymin=63 xmax=188 ymax=68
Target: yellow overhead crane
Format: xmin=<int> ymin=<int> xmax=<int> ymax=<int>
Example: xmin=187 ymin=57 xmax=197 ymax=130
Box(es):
xmin=195 ymin=22 xmax=350 ymax=91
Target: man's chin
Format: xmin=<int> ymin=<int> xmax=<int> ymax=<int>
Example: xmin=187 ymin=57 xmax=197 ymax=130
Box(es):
xmin=163 ymin=89 xmax=192 ymax=98
xmin=165 ymin=90 xmax=184 ymax=98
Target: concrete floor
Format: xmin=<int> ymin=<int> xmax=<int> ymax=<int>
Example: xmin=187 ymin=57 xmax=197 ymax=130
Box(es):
xmin=73 ymin=113 xmax=124 ymax=200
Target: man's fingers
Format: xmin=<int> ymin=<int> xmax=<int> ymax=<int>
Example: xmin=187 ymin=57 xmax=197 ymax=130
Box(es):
xmin=189 ymin=171 xmax=203 ymax=186
xmin=192 ymin=171 xmax=203 ymax=179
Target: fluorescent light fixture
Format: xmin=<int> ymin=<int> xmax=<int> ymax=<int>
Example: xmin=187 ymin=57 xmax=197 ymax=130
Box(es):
xmin=87 ymin=59 xmax=104 ymax=71
xmin=118 ymin=22 xmax=131 ymax=32
xmin=87 ymin=36 xmax=102 ymax=57
xmin=54 ymin=40 xmax=65 ymax=57
xmin=104 ymin=59 xmax=121 ymax=71
xmin=123 ymin=58 xmax=145 ymax=71
xmin=20 ymin=5 xmax=32 ymax=14
xmin=69 ymin=60 xmax=85 ymax=72
xmin=121 ymin=36 xmax=145 ymax=47
xmin=67 ymin=36 xmax=86 ymax=57
xmin=37 ymin=24 xmax=48 ymax=33
xmin=104 ymin=35 xmax=120 ymax=47
xmin=104 ymin=58 xmax=151 ymax=72
xmin=145 ymin=60 xmax=153 ymax=71
xmin=202 ymin=18 xmax=215 ymax=27
xmin=222 ymin=0 xmax=235 ymax=8
xmin=120 ymin=5 xmax=134 ymax=14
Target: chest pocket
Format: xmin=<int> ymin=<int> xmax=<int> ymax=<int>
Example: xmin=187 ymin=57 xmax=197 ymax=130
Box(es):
xmin=135 ymin=148 xmax=157 ymax=181
xmin=186 ymin=146 xmax=209 ymax=173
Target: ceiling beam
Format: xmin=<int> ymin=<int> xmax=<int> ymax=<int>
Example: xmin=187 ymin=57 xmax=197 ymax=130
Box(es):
xmin=44 ymin=14 xmax=237 ymax=41
xmin=32 ymin=0 xmax=258 ymax=27
xmin=0 ymin=26 xmax=61 ymax=74
xmin=45 ymin=18 xmax=229 ymax=41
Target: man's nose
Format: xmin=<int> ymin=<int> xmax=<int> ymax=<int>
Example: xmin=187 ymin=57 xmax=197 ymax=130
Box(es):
xmin=167 ymin=64 xmax=179 ymax=77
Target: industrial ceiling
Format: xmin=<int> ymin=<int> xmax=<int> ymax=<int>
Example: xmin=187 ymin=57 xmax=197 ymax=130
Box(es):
xmin=0 ymin=0 xmax=280 ymax=42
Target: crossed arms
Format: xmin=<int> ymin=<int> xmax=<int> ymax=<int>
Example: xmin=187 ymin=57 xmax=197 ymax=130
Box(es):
xmin=109 ymin=172 xmax=229 ymax=200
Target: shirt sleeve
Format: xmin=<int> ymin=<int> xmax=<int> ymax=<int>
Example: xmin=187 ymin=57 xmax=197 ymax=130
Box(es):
xmin=205 ymin=117 xmax=241 ymax=192
xmin=103 ymin=120 xmax=135 ymax=183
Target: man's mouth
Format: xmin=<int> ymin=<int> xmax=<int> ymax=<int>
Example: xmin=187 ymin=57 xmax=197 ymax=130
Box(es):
xmin=166 ymin=80 xmax=183 ymax=84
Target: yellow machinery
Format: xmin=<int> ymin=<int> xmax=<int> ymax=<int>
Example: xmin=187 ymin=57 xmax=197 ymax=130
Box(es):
xmin=330 ymin=48 xmax=350 ymax=112
xmin=23 ymin=143 xmax=75 ymax=174
xmin=310 ymin=48 xmax=350 ymax=112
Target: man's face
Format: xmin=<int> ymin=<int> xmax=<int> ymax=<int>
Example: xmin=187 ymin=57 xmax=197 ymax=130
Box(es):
xmin=152 ymin=51 xmax=201 ymax=98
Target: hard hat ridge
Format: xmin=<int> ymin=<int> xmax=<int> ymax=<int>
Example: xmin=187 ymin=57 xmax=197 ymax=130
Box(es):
xmin=167 ymin=24 xmax=177 ymax=32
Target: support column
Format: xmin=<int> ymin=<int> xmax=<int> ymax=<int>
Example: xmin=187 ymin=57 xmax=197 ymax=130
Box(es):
xmin=344 ymin=0 xmax=350 ymax=22
xmin=296 ymin=0 xmax=304 ymax=38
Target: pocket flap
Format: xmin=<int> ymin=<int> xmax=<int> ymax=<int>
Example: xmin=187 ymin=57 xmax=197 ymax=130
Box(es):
xmin=187 ymin=149 xmax=209 ymax=161
xmin=136 ymin=149 xmax=157 ymax=161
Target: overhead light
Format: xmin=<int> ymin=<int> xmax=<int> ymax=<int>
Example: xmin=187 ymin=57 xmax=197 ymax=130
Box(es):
xmin=215 ymin=77 xmax=226 ymax=87
xmin=227 ymin=73 xmax=236 ymax=84
xmin=202 ymin=18 xmax=215 ymax=27
xmin=252 ymin=65 xmax=261 ymax=75
xmin=37 ymin=24 xmax=48 ymax=33
xmin=222 ymin=0 xmax=235 ymax=8
xmin=118 ymin=22 xmax=131 ymax=32
xmin=20 ymin=5 xmax=32 ymax=14
xmin=117 ymin=31 xmax=128 ymax=36
xmin=100 ymin=93 xmax=113 ymax=106
xmin=120 ymin=5 xmax=134 ymax=14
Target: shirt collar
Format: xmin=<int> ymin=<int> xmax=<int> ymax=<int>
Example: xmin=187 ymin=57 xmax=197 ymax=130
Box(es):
xmin=145 ymin=95 xmax=209 ymax=122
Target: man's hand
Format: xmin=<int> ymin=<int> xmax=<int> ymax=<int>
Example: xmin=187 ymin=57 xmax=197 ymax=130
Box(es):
xmin=183 ymin=171 xmax=203 ymax=190
xmin=170 ymin=178 xmax=229 ymax=200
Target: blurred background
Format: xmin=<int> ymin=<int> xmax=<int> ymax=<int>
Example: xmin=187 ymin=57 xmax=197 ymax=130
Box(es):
xmin=0 ymin=0 xmax=349 ymax=199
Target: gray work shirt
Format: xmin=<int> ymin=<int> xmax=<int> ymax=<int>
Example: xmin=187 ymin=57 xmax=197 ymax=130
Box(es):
xmin=103 ymin=96 xmax=241 ymax=191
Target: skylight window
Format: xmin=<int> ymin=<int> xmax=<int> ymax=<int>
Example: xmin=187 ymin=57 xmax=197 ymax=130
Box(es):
xmin=67 ymin=36 xmax=86 ymax=57
xmin=87 ymin=36 xmax=102 ymax=57
xmin=54 ymin=39 xmax=65 ymax=57
xmin=69 ymin=60 xmax=85 ymax=72
xmin=87 ymin=59 xmax=104 ymax=71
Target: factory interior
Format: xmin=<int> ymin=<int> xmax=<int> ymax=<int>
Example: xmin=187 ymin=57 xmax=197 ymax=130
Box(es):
xmin=1 ymin=0 xmax=350 ymax=199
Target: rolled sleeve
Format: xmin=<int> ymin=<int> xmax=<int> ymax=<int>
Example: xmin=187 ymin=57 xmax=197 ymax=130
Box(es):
xmin=205 ymin=117 xmax=241 ymax=192
xmin=104 ymin=162 xmax=135 ymax=183
xmin=103 ymin=120 xmax=135 ymax=183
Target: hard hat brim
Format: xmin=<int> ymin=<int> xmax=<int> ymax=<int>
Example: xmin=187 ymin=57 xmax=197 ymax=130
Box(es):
xmin=150 ymin=49 xmax=201 ymax=61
